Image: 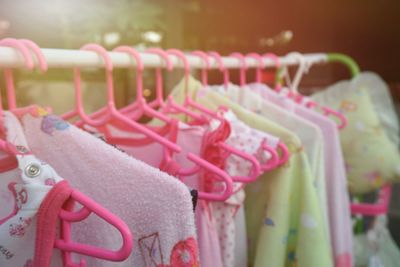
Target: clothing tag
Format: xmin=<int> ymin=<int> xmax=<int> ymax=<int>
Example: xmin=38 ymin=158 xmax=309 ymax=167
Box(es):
xmin=87 ymin=130 xmax=126 ymax=154
xmin=190 ymin=189 xmax=198 ymax=211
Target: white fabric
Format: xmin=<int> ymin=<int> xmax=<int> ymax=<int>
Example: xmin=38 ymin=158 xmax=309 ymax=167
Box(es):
xmin=0 ymin=112 xmax=63 ymax=267
xmin=234 ymin=205 xmax=248 ymax=267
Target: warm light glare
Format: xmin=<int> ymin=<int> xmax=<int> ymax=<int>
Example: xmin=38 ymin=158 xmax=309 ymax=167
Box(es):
xmin=142 ymin=31 xmax=163 ymax=43
xmin=104 ymin=32 xmax=121 ymax=46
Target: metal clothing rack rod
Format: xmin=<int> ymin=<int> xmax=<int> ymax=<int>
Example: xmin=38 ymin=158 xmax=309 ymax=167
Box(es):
xmin=0 ymin=46 xmax=329 ymax=69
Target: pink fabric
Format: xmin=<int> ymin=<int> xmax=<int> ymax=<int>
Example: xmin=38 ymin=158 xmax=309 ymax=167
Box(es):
xmin=249 ymin=83 xmax=353 ymax=267
xmin=206 ymin=109 xmax=279 ymax=267
xmin=95 ymin=119 xmax=225 ymax=267
xmin=13 ymin=106 xmax=199 ymax=267
xmin=336 ymin=253 xmax=352 ymax=267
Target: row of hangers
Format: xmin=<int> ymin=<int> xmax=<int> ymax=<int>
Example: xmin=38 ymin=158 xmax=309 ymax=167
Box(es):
xmin=0 ymin=38 xmax=391 ymax=266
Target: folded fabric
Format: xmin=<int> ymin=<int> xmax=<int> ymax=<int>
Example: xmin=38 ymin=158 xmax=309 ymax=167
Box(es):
xmin=12 ymin=106 xmax=199 ymax=267
xmin=312 ymin=78 xmax=400 ymax=193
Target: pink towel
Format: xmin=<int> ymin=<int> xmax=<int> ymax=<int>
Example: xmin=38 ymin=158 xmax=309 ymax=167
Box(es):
xmin=12 ymin=106 xmax=199 ymax=267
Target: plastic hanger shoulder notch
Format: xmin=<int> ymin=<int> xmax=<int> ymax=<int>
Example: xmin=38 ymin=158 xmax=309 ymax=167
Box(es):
xmin=62 ymin=44 xmax=181 ymax=153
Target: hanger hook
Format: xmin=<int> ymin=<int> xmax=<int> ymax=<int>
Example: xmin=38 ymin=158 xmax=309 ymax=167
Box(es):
xmin=74 ymin=44 xmax=115 ymax=126
xmin=208 ymin=51 xmax=229 ymax=89
xmin=145 ymin=48 xmax=174 ymax=105
xmin=246 ymin=53 xmax=264 ymax=83
xmin=190 ymin=50 xmax=211 ymax=86
xmin=262 ymin=53 xmax=282 ymax=90
xmin=166 ymin=49 xmax=190 ymax=96
xmin=286 ymin=52 xmax=310 ymax=94
xmin=0 ymin=38 xmax=37 ymax=112
xmin=113 ymin=46 xmax=144 ymax=102
xmin=229 ymin=52 xmax=247 ymax=87
xmin=19 ymin=39 xmax=48 ymax=72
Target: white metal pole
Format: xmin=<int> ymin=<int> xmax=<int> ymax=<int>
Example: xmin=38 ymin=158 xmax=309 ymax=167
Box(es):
xmin=0 ymin=47 xmax=328 ymax=69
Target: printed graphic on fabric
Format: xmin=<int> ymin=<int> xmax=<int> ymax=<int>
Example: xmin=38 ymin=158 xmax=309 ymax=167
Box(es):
xmin=41 ymin=115 xmax=70 ymax=136
xmin=9 ymin=217 xmax=32 ymax=237
xmin=139 ymin=232 xmax=164 ymax=267
xmin=0 ymin=245 xmax=14 ymax=260
xmin=157 ymin=237 xmax=199 ymax=267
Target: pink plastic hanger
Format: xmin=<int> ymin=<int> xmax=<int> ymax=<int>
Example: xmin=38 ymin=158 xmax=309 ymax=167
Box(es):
xmin=0 ymin=156 xmax=132 ymax=267
xmin=76 ymin=47 xmax=234 ymax=200
xmin=61 ymin=44 xmax=180 ymax=153
xmin=121 ymin=48 xmax=205 ymax=121
xmin=223 ymin=51 xmax=290 ymax=167
xmin=246 ymin=52 xmax=264 ymax=83
xmin=136 ymin=49 xmax=260 ymax=184
xmin=164 ymin=50 xmax=263 ymax=180
xmin=81 ymin=46 xmax=174 ymax=125
xmin=55 ymin=191 xmax=133 ymax=267
xmin=350 ymin=185 xmax=392 ymax=216
xmin=68 ymin=45 xmax=233 ymax=201
xmin=229 ymin=52 xmax=248 ymax=87
xmin=208 ymin=51 xmax=285 ymax=169
xmin=0 ymin=40 xmax=133 ymax=267
xmin=208 ymin=51 xmax=230 ymax=89
xmin=0 ymin=38 xmax=35 ymax=110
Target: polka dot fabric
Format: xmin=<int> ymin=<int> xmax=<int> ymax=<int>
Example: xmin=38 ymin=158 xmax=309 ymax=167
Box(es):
xmin=209 ymin=110 xmax=279 ymax=267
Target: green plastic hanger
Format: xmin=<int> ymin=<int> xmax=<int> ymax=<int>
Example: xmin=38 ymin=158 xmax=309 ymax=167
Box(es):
xmin=275 ymin=52 xmax=360 ymax=86
xmin=326 ymin=53 xmax=360 ymax=78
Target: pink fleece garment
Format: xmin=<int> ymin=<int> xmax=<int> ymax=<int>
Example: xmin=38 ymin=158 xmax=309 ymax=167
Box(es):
xmin=90 ymin=119 xmax=225 ymax=267
xmin=13 ymin=106 xmax=199 ymax=267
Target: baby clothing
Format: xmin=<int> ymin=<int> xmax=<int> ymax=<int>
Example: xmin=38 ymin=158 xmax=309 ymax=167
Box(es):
xmin=312 ymin=78 xmax=400 ymax=193
xmin=12 ymin=106 xmax=199 ymax=267
xmin=0 ymin=111 xmax=68 ymax=267
xmin=212 ymin=83 xmax=330 ymax=244
xmin=249 ymin=83 xmax=353 ymax=267
xmin=169 ymin=76 xmax=333 ymax=267
xmin=84 ymin=115 xmax=226 ymax=267
xmin=208 ymin=109 xmax=279 ymax=267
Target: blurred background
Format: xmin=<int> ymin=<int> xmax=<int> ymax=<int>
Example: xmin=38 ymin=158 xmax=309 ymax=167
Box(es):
xmin=1 ymin=0 xmax=400 ymax=242
xmin=1 ymin=0 xmax=399 ymax=94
